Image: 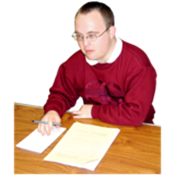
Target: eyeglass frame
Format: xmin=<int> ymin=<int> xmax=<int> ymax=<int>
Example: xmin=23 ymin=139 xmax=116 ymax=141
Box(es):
xmin=72 ymin=25 xmax=111 ymax=42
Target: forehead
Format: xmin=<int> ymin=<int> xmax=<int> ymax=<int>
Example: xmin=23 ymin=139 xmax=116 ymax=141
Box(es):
xmin=75 ymin=10 xmax=106 ymax=33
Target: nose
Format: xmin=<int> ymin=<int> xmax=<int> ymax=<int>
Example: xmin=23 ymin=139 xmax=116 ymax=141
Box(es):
xmin=83 ymin=36 xmax=91 ymax=47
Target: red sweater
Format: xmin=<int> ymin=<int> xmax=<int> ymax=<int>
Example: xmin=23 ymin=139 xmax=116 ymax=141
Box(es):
xmin=44 ymin=40 xmax=157 ymax=126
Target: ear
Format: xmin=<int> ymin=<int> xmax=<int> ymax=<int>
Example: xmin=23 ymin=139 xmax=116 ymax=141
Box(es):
xmin=109 ymin=26 xmax=116 ymax=38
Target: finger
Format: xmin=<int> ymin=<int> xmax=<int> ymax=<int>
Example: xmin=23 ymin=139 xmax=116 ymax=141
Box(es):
xmin=53 ymin=117 xmax=61 ymax=129
xmin=37 ymin=123 xmax=41 ymax=133
xmin=45 ymin=127 xmax=50 ymax=136
xmin=73 ymin=114 xmax=83 ymax=118
xmin=72 ymin=111 xmax=81 ymax=115
xmin=39 ymin=123 xmax=46 ymax=136
xmin=44 ymin=122 xmax=51 ymax=136
xmin=73 ymin=114 xmax=91 ymax=119
xmin=40 ymin=117 xmax=50 ymax=136
xmin=48 ymin=117 xmax=53 ymax=131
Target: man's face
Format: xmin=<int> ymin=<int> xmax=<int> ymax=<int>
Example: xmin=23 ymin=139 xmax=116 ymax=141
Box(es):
xmin=75 ymin=10 xmax=114 ymax=63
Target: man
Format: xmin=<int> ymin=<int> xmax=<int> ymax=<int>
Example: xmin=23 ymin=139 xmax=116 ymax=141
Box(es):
xmin=38 ymin=1 xmax=156 ymax=136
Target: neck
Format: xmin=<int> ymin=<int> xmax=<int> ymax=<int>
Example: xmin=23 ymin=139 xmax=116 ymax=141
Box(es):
xmin=99 ymin=37 xmax=117 ymax=63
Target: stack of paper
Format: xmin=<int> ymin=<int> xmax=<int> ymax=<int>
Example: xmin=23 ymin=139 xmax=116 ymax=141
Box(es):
xmin=44 ymin=122 xmax=120 ymax=171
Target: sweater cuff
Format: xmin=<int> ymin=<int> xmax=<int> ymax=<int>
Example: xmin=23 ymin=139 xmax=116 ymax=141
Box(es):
xmin=91 ymin=105 xmax=99 ymax=119
xmin=44 ymin=104 xmax=65 ymax=118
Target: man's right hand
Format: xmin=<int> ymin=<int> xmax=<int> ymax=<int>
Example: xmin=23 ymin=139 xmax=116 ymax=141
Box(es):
xmin=37 ymin=110 xmax=61 ymax=136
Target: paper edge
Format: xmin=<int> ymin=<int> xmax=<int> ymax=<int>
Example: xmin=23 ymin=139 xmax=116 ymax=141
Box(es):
xmin=44 ymin=127 xmax=120 ymax=171
xmin=16 ymin=127 xmax=67 ymax=154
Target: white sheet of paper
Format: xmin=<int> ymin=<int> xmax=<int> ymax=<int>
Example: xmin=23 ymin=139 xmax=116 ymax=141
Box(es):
xmin=16 ymin=127 xmax=66 ymax=154
xmin=142 ymin=122 xmax=162 ymax=127
xmin=44 ymin=122 xmax=120 ymax=171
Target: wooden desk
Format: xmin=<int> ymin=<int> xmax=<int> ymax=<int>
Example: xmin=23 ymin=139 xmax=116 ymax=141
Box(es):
xmin=14 ymin=103 xmax=161 ymax=174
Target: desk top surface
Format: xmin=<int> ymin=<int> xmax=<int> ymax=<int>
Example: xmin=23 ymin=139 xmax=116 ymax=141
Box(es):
xmin=14 ymin=103 xmax=161 ymax=174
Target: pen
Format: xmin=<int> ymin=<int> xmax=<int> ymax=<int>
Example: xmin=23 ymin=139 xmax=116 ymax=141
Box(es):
xmin=31 ymin=120 xmax=62 ymax=126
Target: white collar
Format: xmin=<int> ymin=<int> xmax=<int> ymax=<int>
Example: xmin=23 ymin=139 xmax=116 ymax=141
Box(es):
xmin=85 ymin=36 xmax=123 ymax=66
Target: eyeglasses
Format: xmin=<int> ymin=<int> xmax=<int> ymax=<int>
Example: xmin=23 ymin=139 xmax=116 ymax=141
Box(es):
xmin=72 ymin=26 xmax=111 ymax=42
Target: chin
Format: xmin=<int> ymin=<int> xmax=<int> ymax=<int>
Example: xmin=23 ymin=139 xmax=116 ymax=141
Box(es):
xmin=86 ymin=56 xmax=94 ymax=60
xmin=81 ymin=50 xmax=93 ymax=59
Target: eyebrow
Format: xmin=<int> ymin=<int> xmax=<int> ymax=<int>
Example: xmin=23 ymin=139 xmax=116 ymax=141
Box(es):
xmin=75 ymin=30 xmax=99 ymax=35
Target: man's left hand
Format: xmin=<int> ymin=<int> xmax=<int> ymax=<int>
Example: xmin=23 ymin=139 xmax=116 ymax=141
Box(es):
xmin=72 ymin=104 xmax=93 ymax=118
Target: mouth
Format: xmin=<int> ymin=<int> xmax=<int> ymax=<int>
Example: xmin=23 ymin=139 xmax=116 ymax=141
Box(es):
xmin=85 ymin=50 xmax=94 ymax=55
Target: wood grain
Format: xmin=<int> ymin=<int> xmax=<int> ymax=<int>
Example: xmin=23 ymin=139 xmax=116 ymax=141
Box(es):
xmin=14 ymin=103 xmax=161 ymax=174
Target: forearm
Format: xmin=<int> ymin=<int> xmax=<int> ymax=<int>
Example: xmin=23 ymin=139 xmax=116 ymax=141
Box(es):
xmin=92 ymin=102 xmax=149 ymax=126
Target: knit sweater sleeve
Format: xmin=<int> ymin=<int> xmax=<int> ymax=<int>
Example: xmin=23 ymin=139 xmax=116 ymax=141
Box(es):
xmin=91 ymin=64 xmax=156 ymax=126
xmin=44 ymin=63 xmax=79 ymax=117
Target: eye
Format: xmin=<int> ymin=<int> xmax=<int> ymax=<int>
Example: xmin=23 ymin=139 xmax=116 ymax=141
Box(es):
xmin=88 ymin=34 xmax=96 ymax=39
xmin=77 ymin=34 xmax=83 ymax=39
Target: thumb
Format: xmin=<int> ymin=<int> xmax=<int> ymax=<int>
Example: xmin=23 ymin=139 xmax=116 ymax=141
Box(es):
xmin=72 ymin=111 xmax=81 ymax=115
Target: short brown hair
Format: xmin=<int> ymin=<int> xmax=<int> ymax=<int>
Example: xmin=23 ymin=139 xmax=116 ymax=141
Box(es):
xmin=75 ymin=1 xmax=115 ymax=27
